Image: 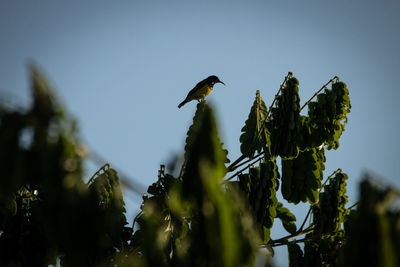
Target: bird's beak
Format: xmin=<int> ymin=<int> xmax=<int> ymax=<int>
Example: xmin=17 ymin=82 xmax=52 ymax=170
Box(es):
xmin=218 ymin=80 xmax=225 ymax=86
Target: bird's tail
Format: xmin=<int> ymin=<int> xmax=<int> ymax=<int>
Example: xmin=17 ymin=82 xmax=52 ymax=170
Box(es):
xmin=178 ymin=99 xmax=187 ymax=108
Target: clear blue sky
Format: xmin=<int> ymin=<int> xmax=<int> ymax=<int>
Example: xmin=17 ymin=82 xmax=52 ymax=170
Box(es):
xmin=1 ymin=1 xmax=399 ymax=265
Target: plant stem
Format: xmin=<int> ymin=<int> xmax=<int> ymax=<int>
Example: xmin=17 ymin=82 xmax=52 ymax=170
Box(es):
xmin=178 ymin=159 xmax=187 ymax=179
xmin=87 ymin=163 xmax=110 ymax=184
xmin=227 ymin=153 xmax=250 ymax=172
xmin=265 ymin=72 xmax=292 ymax=120
xmin=300 ymin=76 xmax=339 ymax=111
xmin=266 ymin=225 xmax=314 ymax=247
xmin=298 ymin=206 xmax=313 ymax=232
xmin=132 ymin=211 xmax=143 ymax=231
xmin=318 ymin=168 xmax=342 ymax=193
xmin=347 ymin=201 xmax=360 ymax=210
xmin=268 ymin=237 xmax=311 ymax=248
xmin=227 ymin=151 xmax=264 ymax=172
xmin=225 ymin=155 xmax=265 ymax=182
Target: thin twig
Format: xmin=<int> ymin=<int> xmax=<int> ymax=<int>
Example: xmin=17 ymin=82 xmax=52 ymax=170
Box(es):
xmin=268 ymin=237 xmax=311 ymax=248
xmin=227 ymin=153 xmax=250 ymax=172
xmin=89 ymin=150 xmax=146 ymax=196
xmin=178 ymin=159 xmax=187 ymax=179
xmin=292 ymin=169 xmax=343 ymax=236
xmin=87 ymin=163 xmax=110 ymax=184
xmin=252 ymin=72 xmax=292 ymax=149
xmin=298 ymin=206 xmax=313 ymax=232
xmin=319 ymin=168 xmax=342 ymax=193
xmin=227 ymin=151 xmax=264 ymax=173
xmin=132 ymin=211 xmax=143 ymax=231
xmin=225 ymin=155 xmax=265 ymax=182
xmin=300 ymin=76 xmax=339 ymax=111
xmin=265 ymin=72 xmax=293 ymax=120
xmin=346 ymin=201 xmax=360 ymax=210
xmin=267 ymin=225 xmax=314 ymax=246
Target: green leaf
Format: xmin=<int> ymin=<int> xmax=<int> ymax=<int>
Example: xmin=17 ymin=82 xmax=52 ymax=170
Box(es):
xmin=276 ymin=202 xmax=297 ymax=234
xmin=263 ymin=226 xmax=271 ymax=243
xmin=239 ymin=90 xmax=270 ymax=159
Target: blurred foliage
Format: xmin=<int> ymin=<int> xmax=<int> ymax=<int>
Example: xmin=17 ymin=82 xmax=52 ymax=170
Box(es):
xmin=343 ymin=177 xmax=400 ymax=267
xmin=128 ymin=103 xmax=259 ymax=267
xmin=0 ymin=67 xmax=130 ymax=267
xmin=1 ymin=68 xmax=399 ymax=267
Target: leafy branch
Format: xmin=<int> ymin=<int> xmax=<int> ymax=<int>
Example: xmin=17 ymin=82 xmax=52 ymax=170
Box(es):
xmin=227 ymin=72 xmax=292 ymax=172
xmin=228 ymin=74 xmax=339 ymax=175
xmin=297 ymin=168 xmax=343 ymax=229
xmin=266 ymin=168 xmax=346 ymax=249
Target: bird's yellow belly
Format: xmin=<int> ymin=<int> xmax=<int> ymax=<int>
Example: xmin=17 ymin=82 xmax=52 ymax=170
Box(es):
xmin=190 ymin=85 xmax=212 ymax=100
xmin=205 ymin=86 xmax=212 ymax=96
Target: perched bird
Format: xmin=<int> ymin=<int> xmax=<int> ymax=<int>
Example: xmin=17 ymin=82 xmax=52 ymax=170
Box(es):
xmin=178 ymin=75 xmax=225 ymax=108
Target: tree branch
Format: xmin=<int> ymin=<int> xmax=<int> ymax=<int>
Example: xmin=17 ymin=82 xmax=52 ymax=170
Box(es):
xmin=224 ymin=155 xmax=265 ymax=182
xmin=265 ymin=225 xmax=314 ymax=247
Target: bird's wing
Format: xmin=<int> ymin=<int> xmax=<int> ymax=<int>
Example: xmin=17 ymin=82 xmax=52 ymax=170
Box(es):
xmin=186 ymin=79 xmax=207 ymax=97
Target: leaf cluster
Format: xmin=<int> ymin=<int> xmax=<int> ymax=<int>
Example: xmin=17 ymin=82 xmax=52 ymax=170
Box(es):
xmin=269 ymin=77 xmax=301 ymax=158
xmin=0 ymin=67 xmax=130 ymax=267
xmin=306 ymin=81 xmax=351 ymax=149
xmin=237 ymin=160 xmax=279 ymax=242
xmin=297 ymin=171 xmax=348 ymax=267
xmin=281 ymin=148 xmax=326 ymax=204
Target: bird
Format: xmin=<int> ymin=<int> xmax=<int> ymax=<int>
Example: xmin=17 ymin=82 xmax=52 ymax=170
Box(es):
xmin=178 ymin=75 xmax=225 ymax=108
